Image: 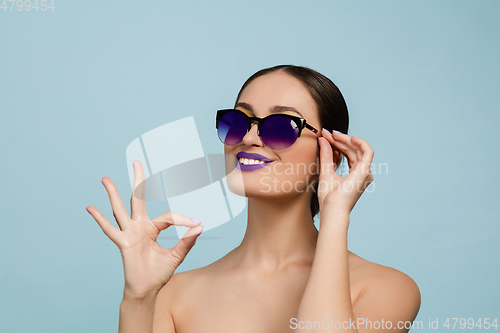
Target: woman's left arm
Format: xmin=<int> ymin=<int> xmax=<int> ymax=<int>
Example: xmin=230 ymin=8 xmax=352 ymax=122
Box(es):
xmin=295 ymin=129 xmax=420 ymax=332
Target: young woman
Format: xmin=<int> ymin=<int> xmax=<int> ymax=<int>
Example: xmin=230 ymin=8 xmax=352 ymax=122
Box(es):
xmin=86 ymin=65 xmax=421 ymax=332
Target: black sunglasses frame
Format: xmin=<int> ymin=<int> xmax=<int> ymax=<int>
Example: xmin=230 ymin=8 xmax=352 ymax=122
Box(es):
xmin=216 ymin=109 xmax=320 ymax=147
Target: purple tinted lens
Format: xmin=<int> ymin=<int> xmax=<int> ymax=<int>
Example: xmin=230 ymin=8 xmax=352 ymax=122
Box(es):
xmin=218 ymin=111 xmax=248 ymax=145
xmin=261 ymin=116 xmax=299 ymax=149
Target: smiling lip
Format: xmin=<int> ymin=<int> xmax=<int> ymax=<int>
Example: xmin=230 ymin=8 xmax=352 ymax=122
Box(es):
xmin=236 ymin=152 xmax=272 ymax=162
xmin=235 ymin=152 xmax=273 ymax=171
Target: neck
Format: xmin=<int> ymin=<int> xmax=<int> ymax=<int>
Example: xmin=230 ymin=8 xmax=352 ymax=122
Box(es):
xmin=233 ymin=192 xmax=319 ymax=270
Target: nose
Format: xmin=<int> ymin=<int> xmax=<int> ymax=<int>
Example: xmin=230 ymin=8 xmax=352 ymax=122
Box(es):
xmin=241 ymin=121 xmax=263 ymax=147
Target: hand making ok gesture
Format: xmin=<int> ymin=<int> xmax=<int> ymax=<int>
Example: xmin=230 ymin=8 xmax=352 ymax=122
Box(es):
xmin=317 ymin=129 xmax=375 ymax=214
xmin=86 ymin=160 xmax=203 ymax=299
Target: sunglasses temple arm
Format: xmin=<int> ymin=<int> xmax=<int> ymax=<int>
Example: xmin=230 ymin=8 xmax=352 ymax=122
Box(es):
xmin=305 ymin=123 xmax=322 ymax=137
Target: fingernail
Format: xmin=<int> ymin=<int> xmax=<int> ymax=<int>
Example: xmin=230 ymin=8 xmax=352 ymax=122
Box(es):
xmin=132 ymin=160 xmax=135 ymax=169
xmin=322 ymin=128 xmax=330 ymax=134
xmin=332 ymin=130 xmax=342 ymax=134
xmin=86 ymin=207 xmax=91 ymax=215
xmin=351 ymin=135 xmax=357 ymax=139
xmin=100 ymin=178 xmax=104 ymax=185
xmin=192 ymin=218 xmax=202 ymax=224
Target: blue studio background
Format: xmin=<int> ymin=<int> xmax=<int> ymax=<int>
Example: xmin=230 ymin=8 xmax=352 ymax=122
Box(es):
xmin=1 ymin=1 xmax=499 ymax=332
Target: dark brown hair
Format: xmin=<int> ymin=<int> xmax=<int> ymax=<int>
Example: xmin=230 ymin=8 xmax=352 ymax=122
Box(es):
xmin=234 ymin=64 xmax=349 ymax=219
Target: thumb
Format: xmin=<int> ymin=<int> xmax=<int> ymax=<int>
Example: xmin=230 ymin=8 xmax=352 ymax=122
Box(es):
xmin=151 ymin=211 xmax=201 ymax=231
xmin=318 ymin=137 xmax=335 ymax=178
xmin=170 ymin=225 xmax=204 ymax=264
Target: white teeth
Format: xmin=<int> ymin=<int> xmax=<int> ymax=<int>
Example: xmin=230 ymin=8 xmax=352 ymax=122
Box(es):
xmin=239 ymin=158 xmax=266 ymax=165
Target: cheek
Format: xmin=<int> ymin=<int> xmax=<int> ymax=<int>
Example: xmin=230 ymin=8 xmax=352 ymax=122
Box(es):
xmin=223 ymin=140 xmax=320 ymax=197
xmin=268 ymin=141 xmax=320 ymax=185
xmin=288 ymin=140 xmax=320 ymax=173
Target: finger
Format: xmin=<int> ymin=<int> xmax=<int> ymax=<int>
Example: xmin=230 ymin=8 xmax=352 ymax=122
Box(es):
xmin=131 ymin=160 xmax=148 ymax=219
xmin=324 ymin=136 xmax=359 ymax=169
xmin=151 ymin=211 xmax=202 ymax=231
xmin=318 ymin=136 xmax=335 ymax=177
xmin=351 ymin=136 xmax=375 ymax=164
xmin=329 ymin=130 xmax=364 ymax=161
xmin=345 ymin=167 xmax=374 ymax=194
xmin=101 ymin=177 xmax=130 ymax=231
xmin=345 ymin=137 xmax=375 ymax=190
xmin=323 ymin=130 xmax=359 ymax=160
xmin=170 ymin=225 xmax=204 ymax=263
xmin=320 ymin=129 xmax=343 ymax=169
xmin=348 ymin=137 xmax=373 ymax=177
xmin=86 ymin=206 xmax=122 ymax=245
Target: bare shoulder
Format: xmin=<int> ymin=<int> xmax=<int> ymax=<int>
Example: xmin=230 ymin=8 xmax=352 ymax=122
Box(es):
xmin=156 ymin=265 xmax=210 ymax=307
xmin=349 ymin=252 xmax=421 ymax=322
xmin=153 ymin=266 xmax=212 ymax=332
xmin=350 ymin=252 xmax=420 ymax=292
xmin=155 ymin=257 xmax=226 ymax=312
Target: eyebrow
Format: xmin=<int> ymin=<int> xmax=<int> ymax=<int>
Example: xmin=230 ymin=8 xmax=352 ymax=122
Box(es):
xmin=235 ymin=102 xmax=305 ymax=118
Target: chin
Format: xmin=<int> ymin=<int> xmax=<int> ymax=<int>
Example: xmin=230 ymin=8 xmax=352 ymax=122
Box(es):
xmin=226 ymin=171 xmax=315 ymax=199
xmin=225 ymin=168 xmax=271 ymax=197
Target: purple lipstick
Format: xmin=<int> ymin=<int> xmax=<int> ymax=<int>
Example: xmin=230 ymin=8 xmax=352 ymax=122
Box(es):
xmin=235 ymin=152 xmax=273 ymax=171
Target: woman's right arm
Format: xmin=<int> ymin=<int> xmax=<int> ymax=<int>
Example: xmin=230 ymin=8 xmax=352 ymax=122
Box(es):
xmin=119 ymin=290 xmax=162 ymax=333
xmin=86 ymin=160 xmax=203 ymax=333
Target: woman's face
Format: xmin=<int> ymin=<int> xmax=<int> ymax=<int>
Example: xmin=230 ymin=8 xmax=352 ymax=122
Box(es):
xmin=225 ymin=71 xmax=321 ymax=199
